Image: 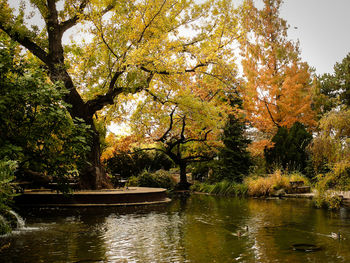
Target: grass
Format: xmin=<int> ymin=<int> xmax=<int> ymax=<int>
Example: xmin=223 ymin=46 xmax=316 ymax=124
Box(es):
xmin=245 ymin=169 xmax=310 ymax=197
xmin=191 ymin=180 xmax=248 ymax=197
xmin=192 ymin=169 xmax=310 ymax=197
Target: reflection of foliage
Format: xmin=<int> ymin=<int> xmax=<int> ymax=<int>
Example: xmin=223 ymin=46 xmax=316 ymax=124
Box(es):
xmin=0 ymin=160 xmax=17 ymax=235
xmin=0 ymin=38 xmax=90 ymax=190
xmin=264 ymin=122 xmax=312 ymax=173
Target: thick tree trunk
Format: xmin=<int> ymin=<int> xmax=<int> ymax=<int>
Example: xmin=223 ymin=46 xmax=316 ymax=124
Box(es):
xmin=178 ymin=161 xmax=191 ymax=190
xmin=78 ymin=117 xmax=112 ymax=190
xmin=0 ymin=0 xmax=114 ymax=190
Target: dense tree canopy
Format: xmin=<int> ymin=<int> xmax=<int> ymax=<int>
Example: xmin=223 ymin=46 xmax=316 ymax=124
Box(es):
xmin=0 ymin=0 xmax=240 ymax=188
xmin=128 ymin=71 xmax=235 ymax=188
xmin=0 ymin=0 xmax=348 ymax=195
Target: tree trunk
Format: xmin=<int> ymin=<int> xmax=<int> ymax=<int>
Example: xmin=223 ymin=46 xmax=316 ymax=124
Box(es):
xmin=78 ymin=116 xmax=112 ymax=190
xmin=178 ymin=161 xmax=191 ymax=190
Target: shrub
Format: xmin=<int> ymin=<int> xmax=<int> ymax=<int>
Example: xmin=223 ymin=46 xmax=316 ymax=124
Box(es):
xmin=245 ymin=170 xmax=286 ymax=196
xmin=137 ymin=170 xmax=176 ymax=189
xmin=315 ymin=162 xmax=350 ymax=191
xmin=245 ymin=169 xmax=310 ymax=197
xmin=190 ymin=181 xmax=248 ymax=197
xmin=126 ymin=176 xmax=139 ymax=187
xmin=0 ymin=160 xmax=17 ymax=235
xmin=314 ymin=189 xmax=343 ymax=210
xmin=106 ymin=150 xmax=174 ymax=180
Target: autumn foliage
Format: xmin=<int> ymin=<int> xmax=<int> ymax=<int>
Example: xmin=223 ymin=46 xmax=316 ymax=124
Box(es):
xmin=240 ymin=0 xmax=316 ymax=154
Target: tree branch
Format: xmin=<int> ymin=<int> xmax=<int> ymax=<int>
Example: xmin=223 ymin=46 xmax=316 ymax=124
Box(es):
xmin=180 ymin=115 xmax=186 ymax=140
xmin=182 ymin=155 xmax=212 ymax=162
xmin=140 ymin=62 xmax=208 ymax=75
xmin=183 ymin=129 xmax=211 ymax=144
xmin=130 ymin=147 xmax=166 ymax=155
xmin=137 ymin=0 xmax=167 ymax=44
xmin=86 ymin=71 xmax=154 ymax=116
xmin=60 ymin=0 xmax=89 ymax=33
xmin=263 ymin=98 xmax=280 ymax=128
xmin=0 ymin=24 xmax=49 ymax=64
xmin=156 ymin=107 xmax=176 ymax=143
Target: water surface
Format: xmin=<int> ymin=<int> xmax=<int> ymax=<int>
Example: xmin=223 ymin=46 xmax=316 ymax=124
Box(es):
xmin=1 ymin=195 xmax=350 ymax=262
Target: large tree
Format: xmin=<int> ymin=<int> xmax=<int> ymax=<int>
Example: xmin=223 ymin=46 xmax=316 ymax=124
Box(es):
xmin=129 ymin=66 xmax=236 ymax=188
xmin=239 ymin=0 xmax=316 ymax=154
xmin=0 ymin=0 xmax=239 ymax=188
xmin=310 ymin=53 xmax=350 ymax=190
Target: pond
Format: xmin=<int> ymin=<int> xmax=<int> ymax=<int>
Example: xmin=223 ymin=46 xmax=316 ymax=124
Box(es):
xmin=1 ymin=195 xmax=350 ymax=262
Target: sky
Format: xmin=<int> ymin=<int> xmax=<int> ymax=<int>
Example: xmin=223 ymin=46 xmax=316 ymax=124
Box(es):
xmin=279 ymin=0 xmax=350 ymax=75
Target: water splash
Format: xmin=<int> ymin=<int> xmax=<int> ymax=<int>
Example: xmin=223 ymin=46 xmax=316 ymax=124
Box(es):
xmin=9 ymin=210 xmax=25 ymax=229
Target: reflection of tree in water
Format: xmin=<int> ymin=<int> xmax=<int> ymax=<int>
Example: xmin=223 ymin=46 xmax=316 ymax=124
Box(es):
xmin=178 ymin=195 xmax=253 ymax=262
xmin=245 ymin=198 xmax=350 ymax=262
xmin=100 ymin=202 xmax=188 ymax=262
xmin=3 ymin=198 xmax=350 ymax=262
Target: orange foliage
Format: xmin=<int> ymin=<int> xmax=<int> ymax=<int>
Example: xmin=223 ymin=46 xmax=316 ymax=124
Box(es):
xmin=240 ymin=0 xmax=316 ymax=148
xmin=101 ymin=134 xmax=138 ymax=161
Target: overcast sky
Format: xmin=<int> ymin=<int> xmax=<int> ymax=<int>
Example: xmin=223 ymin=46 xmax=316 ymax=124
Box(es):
xmin=280 ymin=0 xmax=350 ymax=75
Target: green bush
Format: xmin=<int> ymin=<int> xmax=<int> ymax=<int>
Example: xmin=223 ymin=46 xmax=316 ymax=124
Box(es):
xmin=137 ymin=170 xmax=176 ymax=189
xmin=314 ymin=189 xmax=343 ymax=210
xmin=0 ymin=160 xmax=17 ymax=235
xmin=0 ymin=42 xmax=90 ymax=191
xmin=126 ymin=176 xmax=139 ymax=187
xmin=106 ymin=150 xmax=174 ymax=180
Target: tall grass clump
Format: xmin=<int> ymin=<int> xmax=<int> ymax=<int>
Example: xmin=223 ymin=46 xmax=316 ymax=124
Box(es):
xmin=191 ymin=181 xmax=248 ymax=197
xmin=245 ymin=169 xmax=310 ymax=197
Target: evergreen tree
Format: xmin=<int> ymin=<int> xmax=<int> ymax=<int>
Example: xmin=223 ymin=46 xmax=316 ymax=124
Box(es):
xmin=265 ymin=122 xmax=312 ymax=173
xmin=217 ymin=97 xmax=252 ymax=182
